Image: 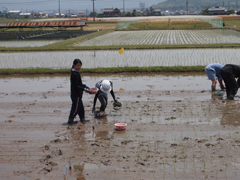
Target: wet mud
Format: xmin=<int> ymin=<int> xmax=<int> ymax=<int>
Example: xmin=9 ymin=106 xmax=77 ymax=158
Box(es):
xmin=1 ymin=73 xmax=240 ymax=179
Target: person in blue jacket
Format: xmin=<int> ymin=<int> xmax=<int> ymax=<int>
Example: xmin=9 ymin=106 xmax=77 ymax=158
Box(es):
xmin=205 ymin=63 xmax=225 ymax=91
xmin=68 ymin=59 xmax=89 ymax=124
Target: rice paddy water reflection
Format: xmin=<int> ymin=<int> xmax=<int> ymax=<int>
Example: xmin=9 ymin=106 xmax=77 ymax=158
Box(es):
xmin=0 ymin=49 xmax=240 ymax=69
xmin=74 ymin=30 xmax=240 ymax=46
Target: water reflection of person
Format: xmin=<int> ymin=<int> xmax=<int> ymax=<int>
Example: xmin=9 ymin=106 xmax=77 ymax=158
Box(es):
xmin=73 ymin=164 xmax=86 ymax=180
xmin=95 ymin=130 xmax=109 ymax=140
xmin=220 ymin=101 xmax=240 ymax=126
xmin=205 ymin=63 xmax=225 ymax=91
xmin=220 ymin=64 xmax=240 ymax=100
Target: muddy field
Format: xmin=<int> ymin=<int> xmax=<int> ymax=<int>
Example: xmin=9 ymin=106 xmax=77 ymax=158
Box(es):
xmin=1 ymin=73 xmax=240 ymax=180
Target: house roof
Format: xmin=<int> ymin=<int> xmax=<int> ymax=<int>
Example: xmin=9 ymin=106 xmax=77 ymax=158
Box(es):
xmin=103 ymin=8 xmax=114 ymax=12
xmin=9 ymin=10 xmax=21 ymax=13
xmin=208 ymin=6 xmax=226 ymax=11
xmin=153 ymin=9 xmax=161 ymax=12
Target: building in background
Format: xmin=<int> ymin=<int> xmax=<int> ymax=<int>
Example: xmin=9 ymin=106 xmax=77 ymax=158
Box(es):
xmin=153 ymin=9 xmax=161 ymax=16
xmin=8 ymin=10 xmax=21 ymax=18
xmin=103 ymin=8 xmax=120 ymax=17
xmin=207 ymin=6 xmax=227 ymax=15
xmin=139 ymin=2 xmax=145 ymax=10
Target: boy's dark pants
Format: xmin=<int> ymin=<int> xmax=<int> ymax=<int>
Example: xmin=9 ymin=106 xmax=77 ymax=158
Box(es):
xmin=98 ymin=95 xmax=108 ymax=111
xmin=69 ymin=96 xmax=85 ymax=119
xmin=220 ymin=66 xmax=238 ymax=99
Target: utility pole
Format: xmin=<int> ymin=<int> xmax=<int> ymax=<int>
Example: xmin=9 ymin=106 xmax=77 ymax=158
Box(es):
xmin=186 ymin=0 xmax=188 ymax=14
xmin=237 ymin=0 xmax=238 ymax=11
xmin=91 ymin=0 xmax=95 ymax=22
xmin=59 ymin=0 xmax=61 ymax=17
xmin=123 ymin=0 xmax=125 ymax=15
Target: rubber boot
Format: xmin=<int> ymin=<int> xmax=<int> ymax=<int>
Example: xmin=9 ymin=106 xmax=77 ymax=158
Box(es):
xmin=80 ymin=117 xmax=85 ymax=124
xmin=228 ymin=95 xmax=234 ymax=100
xmin=68 ymin=117 xmax=74 ymax=124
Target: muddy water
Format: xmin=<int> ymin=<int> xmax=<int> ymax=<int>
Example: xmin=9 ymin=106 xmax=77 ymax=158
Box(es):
xmin=1 ymin=72 xmax=240 ymax=180
xmin=0 ymin=72 xmax=209 ymax=98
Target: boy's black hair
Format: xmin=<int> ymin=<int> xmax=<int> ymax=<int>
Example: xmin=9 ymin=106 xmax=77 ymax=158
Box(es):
xmin=72 ymin=59 xmax=82 ymax=68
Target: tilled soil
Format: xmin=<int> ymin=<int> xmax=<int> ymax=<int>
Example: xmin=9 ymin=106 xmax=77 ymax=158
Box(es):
xmin=1 ymin=74 xmax=240 ymax=180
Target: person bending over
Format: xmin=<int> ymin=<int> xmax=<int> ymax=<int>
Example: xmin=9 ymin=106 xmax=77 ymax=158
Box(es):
xmin=205 ymin=63 xmax=225 ymax=91
xmin=92 ymin=79 xmax=117 ymax=115
xmin=220 ymin=64 xmax=240 ymax=100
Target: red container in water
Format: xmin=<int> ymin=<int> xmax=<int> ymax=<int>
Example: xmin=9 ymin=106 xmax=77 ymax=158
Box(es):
xmin=114 ymin=123 xmax=127 ymax=130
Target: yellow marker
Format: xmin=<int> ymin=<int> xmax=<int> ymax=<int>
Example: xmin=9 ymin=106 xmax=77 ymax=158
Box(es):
xmin=119 ymin=88 xmax=125 ymax=91
xmin=118 ymin=47 xmax=124 ymax=55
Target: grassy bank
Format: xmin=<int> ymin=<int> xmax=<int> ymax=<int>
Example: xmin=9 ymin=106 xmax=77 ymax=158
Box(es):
xmin=121 ymin=19 xmax=213 ymax=30
xmin=0 ymin=66 xmax=206 ymax=75
xmin=223 ymin=16 xmax=240 ymax=30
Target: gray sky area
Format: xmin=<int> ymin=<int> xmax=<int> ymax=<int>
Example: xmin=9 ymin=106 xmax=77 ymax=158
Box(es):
xmin=0 ymin=0 xmax=165 ymax=14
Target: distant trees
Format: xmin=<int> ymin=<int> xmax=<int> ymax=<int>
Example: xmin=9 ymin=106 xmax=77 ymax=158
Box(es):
xmin=125 ymin=12 xmax=132 ymax=17
xmin=226 ymin=9 xmax=235 ymax=15
xmin=237 ymin=11 xmax=240 ymax=15
xmin=201 ymin=6 xmax=210 ymax=15
xmin=89 ymin=12 xmax=98 ymax=17
xmin=132 ymin=9 xmax=137 ymax=16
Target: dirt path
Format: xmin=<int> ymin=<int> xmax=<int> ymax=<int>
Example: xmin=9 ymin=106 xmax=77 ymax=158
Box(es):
xmin=1 ymin=74 xmax=240 ymax=180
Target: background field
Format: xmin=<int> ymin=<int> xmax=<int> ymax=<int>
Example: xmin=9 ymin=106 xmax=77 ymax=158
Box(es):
xmin=74 ymin=29 xmax=240 ymax=47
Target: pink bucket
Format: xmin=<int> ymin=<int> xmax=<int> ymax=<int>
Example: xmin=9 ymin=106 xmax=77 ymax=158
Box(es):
xmin=114 ymin=123 xmax=127 ymax=131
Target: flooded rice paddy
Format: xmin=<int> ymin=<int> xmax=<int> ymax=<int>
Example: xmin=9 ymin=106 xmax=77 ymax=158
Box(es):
xmin=0 ymin=40 xmax=60 ymax=47
xmin=1 ymin=48 xmax=240 ymax=69
xmin=74 ymin=29 xmax=240 ymax=46
xmin=1 ymin=73 xmax=240 ymax=179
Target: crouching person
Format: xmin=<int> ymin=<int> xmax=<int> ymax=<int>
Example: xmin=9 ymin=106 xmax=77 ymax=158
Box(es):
xmin=92 ymin=79 xmax=117 ymax=116
xmin=220 ymin=64 xmax=240 ymax=100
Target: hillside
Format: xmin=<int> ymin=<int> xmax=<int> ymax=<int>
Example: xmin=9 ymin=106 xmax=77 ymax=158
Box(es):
xmin=151 ymin=0 xmax=238 ymax=12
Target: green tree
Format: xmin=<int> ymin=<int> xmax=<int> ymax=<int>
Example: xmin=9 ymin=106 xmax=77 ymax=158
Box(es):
xmin=226 ymin=9 xmax=235 ymax=15
xmin=125 ymin=12 xmax=132 ymax=17
xmin=237 ymin=11 xmax=240 ymax=15
xmin=201 ymin=6 xmax=210 ymax=15
xmin=132 ymin=9 xmax=137 ymax=16
xmin=89 ymin=12 xmax=98 ymax=17
xmin=145 ymin=9 xmax=150 ymax=16
xmin=149 ymin=7 xmax=154 ymax=15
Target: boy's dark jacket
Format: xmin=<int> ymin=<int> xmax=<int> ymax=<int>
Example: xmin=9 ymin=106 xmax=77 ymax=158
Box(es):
xmin=70 ymin=69 xmax=86 ymax=98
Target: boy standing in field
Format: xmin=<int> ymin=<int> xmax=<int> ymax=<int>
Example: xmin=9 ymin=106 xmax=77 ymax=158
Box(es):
xmin=205 ymin=63 xmax=225 ymax=91
xmin=220 ymin=64 xmax=240 ymax=100
xmin=68 ymin=59 xmax=89 ymax=124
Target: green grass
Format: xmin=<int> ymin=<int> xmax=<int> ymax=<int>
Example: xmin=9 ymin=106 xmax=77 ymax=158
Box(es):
xmin=223 ymin=16 xmax=240 ymax=30
xmin=123 ymin=19 xmax=213 ymax=30
xmin=0 ymin=66 xmax=206 ymax=75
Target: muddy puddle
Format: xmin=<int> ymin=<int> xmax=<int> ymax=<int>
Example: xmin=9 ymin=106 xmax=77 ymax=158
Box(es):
xmin=1 ymin=72 xmax=240 ymax=180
